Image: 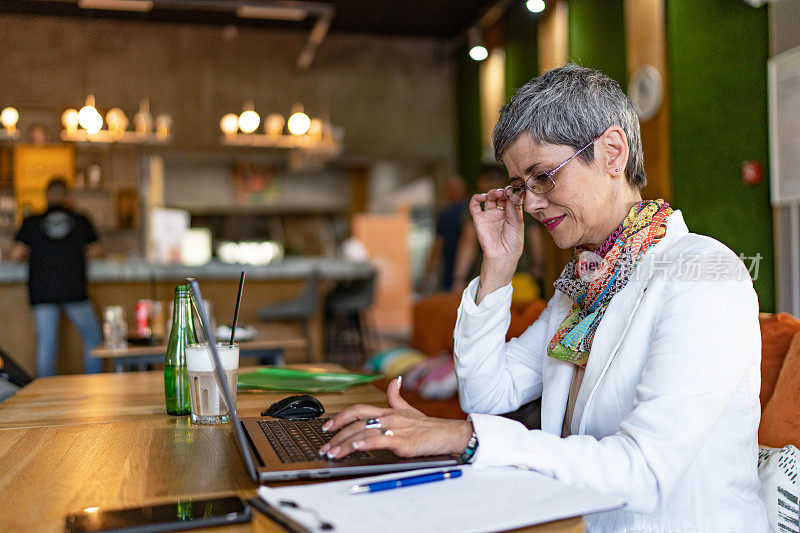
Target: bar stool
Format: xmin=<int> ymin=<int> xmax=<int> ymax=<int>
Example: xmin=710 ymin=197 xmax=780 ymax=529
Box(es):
xmin=257 ymin=273 xmax=319 ymax=361
xmin=324 ymin=271 xmax=377 ymax=367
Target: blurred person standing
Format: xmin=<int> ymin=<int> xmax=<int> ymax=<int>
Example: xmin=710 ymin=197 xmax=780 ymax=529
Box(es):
xmin=424 ymin=175 xmax=468 ymax=291
xmin=11 ymin=177 xmax=103 ymax=376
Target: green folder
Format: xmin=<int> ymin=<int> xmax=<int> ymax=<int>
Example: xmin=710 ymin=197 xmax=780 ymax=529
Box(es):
xmin=237 ymin=367 xmax=379 ymax=393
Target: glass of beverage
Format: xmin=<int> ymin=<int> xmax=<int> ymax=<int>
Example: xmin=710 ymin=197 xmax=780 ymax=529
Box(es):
xmin=186 ymin=342 xmax=239 ymax=424
xmin=103 ymin=306 xmax=127 ymax=349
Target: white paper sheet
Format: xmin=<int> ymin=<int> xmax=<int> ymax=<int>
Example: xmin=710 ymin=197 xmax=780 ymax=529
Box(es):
xmin=257 ymin=465 xmax=625 ymax=533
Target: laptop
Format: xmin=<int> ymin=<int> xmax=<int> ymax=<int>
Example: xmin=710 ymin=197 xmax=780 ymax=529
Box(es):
xmin=188 ymin=280 xmax=460 ymax=482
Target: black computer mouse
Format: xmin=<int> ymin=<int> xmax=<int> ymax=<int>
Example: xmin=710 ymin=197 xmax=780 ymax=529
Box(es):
xmin=261 ymin=395 xmax=325 ymax=420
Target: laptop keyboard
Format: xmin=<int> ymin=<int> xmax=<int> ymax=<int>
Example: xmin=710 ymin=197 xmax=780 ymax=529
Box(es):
xmin=258 ymin=417 xmax=374 ymax=463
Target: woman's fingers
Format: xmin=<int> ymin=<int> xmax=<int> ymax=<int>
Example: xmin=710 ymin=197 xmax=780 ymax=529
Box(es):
xmin=469 ymin=189 xmax=522 ymax=258
xmin=491 ymin=188 xmax=508 ymax=212
xmin=386 ymin=377 xmax=419 ymax=413
xmin=468 ymin=193 xmax=488 ymax=217
xmin=326 ymin=418 xmax=474 ymax=460
xmin=484 ymin=187 xmax=510 ymax=211
xmin=483 ymin=193 xmax=497 ymax=211
xmin=325 ymin=413 xmax=414 ymax=459
xmin=319 ymin=422 xmax=371 ymax=456
xmin=326 ymin=429 xmax=403 ymax=460
xmin=469 ymin=189 xmax=509 ymax=215
xmin=320 ymin=411 xmax=410 ymax=455
xmin=322 ymin=403 xmax=387 ymax=433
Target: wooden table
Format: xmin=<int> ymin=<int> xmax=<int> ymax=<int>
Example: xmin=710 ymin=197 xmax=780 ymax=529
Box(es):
xmin=0 ymin=367 xmax=584 ymax=533
xmin=90 ymin=324 xmax=309 ymax=372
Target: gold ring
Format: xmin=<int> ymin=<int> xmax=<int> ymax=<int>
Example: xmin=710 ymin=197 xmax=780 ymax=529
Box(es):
xmin=497 ymin=205 xmax=505 ymax=211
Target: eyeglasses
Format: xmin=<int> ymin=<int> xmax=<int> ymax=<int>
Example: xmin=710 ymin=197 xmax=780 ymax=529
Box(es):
xmin=503 ymin=135 xmax=600 ymax=205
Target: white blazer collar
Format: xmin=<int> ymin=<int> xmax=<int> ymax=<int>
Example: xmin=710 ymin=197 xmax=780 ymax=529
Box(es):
xmin=541 ymin=210 xmax=690 ymax=436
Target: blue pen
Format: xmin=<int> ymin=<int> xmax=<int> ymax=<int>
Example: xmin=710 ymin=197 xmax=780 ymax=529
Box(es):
xmin=348 ymin=469 xmax=462 ymax=494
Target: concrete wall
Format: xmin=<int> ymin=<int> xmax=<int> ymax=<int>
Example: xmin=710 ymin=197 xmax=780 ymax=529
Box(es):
xmin=770 ymin=0 xmax=800 ymax=56
xmin=0 ymin=14 xmax=456 ymax=164
xmin=770 ymin=0 xmax=800 ymax=315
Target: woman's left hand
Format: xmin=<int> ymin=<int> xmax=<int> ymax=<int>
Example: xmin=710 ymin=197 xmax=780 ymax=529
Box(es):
xmin=318 ymin=377 xmax=474 ymax=460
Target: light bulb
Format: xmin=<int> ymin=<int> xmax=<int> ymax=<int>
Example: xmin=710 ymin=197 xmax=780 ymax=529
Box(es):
xmin=85 ymin=113 xmax=103 ymax=134
xmin=61 ymin=109 xmax=79 ymax=132
xmin=1 ymin=107 xmax=19 ymax=132
xmin=78 ymin=104 xmax=103 ymax=135
xmin=220 ymin=113 xmax=239 ymax=135
xmin=469 ymin=45 xmax=488 ymax=61
xmin=308 ymin=118 xmax=323 ymax=140
xmin=106 ymin=108 xmax=129 ymax=137
xmin=265 ymin=113 xmax=285 ymax=137
xmin=238 ymin=109 xmax=260 ymax=134
xmin=134 ymin=98 xmax=153 ymax=136
xmin=287 ymin=105 xmax=310 ymax=136
xmin=155 ymin=114 xmax=172 ymax=139
xmin=526 ymin=0 xmax=546 ymax=13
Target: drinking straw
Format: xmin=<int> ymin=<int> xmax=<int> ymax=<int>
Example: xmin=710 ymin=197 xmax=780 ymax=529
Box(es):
xmin=230 ymin=271 xmax=245 ymax=346
xmin=186 ymin=277 xmax=207 ymax=344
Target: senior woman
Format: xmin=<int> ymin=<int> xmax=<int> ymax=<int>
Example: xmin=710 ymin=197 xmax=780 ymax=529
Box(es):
xmin=319 ymin=64 xmax=768 ymax=532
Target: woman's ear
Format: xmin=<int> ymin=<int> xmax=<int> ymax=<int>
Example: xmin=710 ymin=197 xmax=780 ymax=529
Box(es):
xmin=600 ymin=126 xmax=629 ymax=177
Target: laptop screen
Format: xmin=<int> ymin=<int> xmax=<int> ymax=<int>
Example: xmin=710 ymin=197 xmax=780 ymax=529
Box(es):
xmin=189 ymin=279 xmax=260 ymax=482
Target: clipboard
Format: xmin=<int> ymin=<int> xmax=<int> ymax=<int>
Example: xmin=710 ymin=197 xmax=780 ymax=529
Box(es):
xmin=247 ymin=498 xmax=312 ymax=533
xmin=257 ymin=466 xmax=626 ymax=533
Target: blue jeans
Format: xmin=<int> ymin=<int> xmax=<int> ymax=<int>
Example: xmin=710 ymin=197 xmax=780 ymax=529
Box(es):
xmin=33 ymin=300 xmax=103 ymax=377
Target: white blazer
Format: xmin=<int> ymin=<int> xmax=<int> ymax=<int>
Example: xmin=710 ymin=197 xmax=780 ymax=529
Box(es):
xmin=454 ymin=211 xmax=769 ymax=532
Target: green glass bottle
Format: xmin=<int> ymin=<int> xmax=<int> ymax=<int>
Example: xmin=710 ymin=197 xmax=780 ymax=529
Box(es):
xmin=164 ymin=284 xmax=197 ymax=416
xmin=176 ymin=500 xmax=193 ymax=521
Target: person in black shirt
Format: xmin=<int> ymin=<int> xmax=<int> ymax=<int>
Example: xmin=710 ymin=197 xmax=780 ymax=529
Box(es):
xmin=11 ymin=178 xmax=103 ymax=376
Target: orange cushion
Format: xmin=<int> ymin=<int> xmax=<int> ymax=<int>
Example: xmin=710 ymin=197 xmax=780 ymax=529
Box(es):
xmin=507 ymin=299 xmax=547 ymax=340
xmin=372 ymin=377 xmax=467 ymax=419
xmin=759 ymin=313 xmax=800 ymax=409
xmin=410 ymin=292 xmax=462 ymax=355
xmin=759 ymin=331 xmax=800 ymax=447
xmin=410 ymin=292 xmax=547 ymax=355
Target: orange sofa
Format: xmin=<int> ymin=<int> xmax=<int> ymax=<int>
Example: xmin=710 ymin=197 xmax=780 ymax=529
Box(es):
xmin=757 ymin=312 xmax=800 ymax=447
xmin=374 ymin=292 xmax=546 ymax=420
xmin=381 ymin=294 xmax=800 ymax=449
xmin=410 ymin=291 xmax=548 ymax=356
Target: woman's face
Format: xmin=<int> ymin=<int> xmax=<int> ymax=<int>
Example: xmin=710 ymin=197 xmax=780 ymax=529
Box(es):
xmin=501 ymin=132 xmax=622 ymax=250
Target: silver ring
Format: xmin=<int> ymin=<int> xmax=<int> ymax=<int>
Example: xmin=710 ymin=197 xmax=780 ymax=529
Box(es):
xmin=381 ymin=428 xmax=394 ymax=437
xmin=365 ymin=417 xmax=382 ymax=429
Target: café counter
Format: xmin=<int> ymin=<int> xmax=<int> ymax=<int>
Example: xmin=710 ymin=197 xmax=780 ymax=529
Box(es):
xmin=0 ymin=258 xmax=375 ymax=376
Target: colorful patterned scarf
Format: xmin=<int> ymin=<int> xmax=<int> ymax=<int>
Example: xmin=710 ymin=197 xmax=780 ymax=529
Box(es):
xmin=547 ymin=199 xmax=673 ymax=367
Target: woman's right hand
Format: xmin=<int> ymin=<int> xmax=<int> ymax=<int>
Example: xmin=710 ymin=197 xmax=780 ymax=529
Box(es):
xmin=468 ymin=188 xmax=524 ymax=301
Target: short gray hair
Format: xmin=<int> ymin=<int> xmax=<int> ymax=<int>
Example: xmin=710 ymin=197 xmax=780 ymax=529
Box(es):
xmin=493 ymin=64 xmax=646 ymax=190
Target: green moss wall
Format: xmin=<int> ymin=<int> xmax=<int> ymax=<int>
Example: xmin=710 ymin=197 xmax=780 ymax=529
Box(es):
xmin=567 ymin=0 xmax=627 ymax=91
xmin=667 ymin=0 xmax=774 ymax=310
xmin=454 ymin=46 xmax=483 ymax=192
